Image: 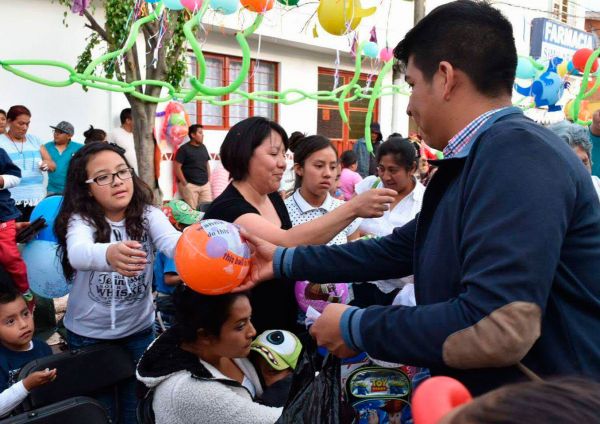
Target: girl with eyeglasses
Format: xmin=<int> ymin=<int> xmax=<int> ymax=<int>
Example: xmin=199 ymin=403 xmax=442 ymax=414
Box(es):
xmin=53 ymin=142 xmax=180 ymax=423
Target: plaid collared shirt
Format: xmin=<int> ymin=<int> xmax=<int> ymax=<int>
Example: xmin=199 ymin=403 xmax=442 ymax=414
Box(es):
xmin=443 ymin=107 xmax=510 ymax=158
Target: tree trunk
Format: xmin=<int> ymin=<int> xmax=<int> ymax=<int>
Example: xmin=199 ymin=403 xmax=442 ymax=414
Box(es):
xmin=130 ymin=98 xmax=162 ymax=204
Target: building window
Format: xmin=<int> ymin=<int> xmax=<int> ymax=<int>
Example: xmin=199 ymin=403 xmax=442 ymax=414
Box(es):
xmin=552 ymin=0 xmax=569 ymax=24
xmin=316 ymin=68 xmax=380 ymax=155
xmin=184 ymin=53 xmax=278 ymax=129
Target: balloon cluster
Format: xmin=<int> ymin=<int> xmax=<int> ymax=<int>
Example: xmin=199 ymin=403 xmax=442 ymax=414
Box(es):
xmin=514 ymin=48 xmax=600 ymax=117
xmin=161 ymin=101 xmax=191 ymax=148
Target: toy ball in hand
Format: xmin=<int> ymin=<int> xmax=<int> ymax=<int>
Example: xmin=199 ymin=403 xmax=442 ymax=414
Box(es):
xmin=175 ymin=220 xmax=251 ymax=295
xmin=294 ymin=281 xmax=349 ymax=313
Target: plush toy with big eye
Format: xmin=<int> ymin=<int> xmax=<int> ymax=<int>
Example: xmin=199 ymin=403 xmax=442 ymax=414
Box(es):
xmin=250 ymin=330 xmax=303 ymax=371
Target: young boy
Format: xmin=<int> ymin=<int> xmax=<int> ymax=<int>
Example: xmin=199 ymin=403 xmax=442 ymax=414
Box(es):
xmin=0 ymin=147 xmax=32 ymax=304
xmin=154 ymin=200 xmax=203 ymax=332
xmin=0 ymin=280 xmax=55 ymax=416
xmin=250 ymin=330 xmax=302 ymax=407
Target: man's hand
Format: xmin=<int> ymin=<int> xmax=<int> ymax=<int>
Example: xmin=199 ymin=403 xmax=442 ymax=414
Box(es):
xmin=234 ymin=229 xmax=277 ymax=292
xmin=348 ymin=188 xmax=397 ymax=219
xmin=106 ymin=241 xmax=148 ymax=277
xmin=23 ymin=368 xmax=57 ymax=391
xmin=591 ymin=109 xmax=600 ymax=137
xmin=309 ymin=303 xmax=359 ymax=358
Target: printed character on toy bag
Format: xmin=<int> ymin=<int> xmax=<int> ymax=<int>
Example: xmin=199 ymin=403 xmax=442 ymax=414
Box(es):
xmin=343 ymin=362 xmax=428 ymax=423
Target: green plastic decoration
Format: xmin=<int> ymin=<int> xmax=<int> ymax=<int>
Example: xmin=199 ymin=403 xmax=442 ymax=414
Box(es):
xmin=0 ymin=0 xmax=408 ymax=141
xmin=570 ymin=47 xmax=600 ymax=126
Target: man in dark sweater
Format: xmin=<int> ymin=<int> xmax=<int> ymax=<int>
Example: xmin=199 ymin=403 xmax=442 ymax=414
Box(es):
xmin=174 ymin=124 xmax=212 ymax=210
xmin=239 ymin=0 xmax=600 ymax=395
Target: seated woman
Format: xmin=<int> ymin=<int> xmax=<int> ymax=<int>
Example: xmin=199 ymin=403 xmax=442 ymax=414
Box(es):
xmin=204 ymin=117 xmax=395 ymax=334
xmin=137 ymin=285 xmax=282 ymax=424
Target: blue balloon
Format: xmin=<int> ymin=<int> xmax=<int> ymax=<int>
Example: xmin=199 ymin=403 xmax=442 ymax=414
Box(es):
xmin=516 ymin=57 xmax=537 ymax=79
xmin=363 ymin=42 xmax=380 ymax=59
xmin=30 ymin=196 xmax=63 ymax=243
xmin=146 ymin=0 xmax=160 ymax=3
xmin=210 ymin=0 xmax=239 ymax=15
xmin=22 ymin=240 xmax=70 ymax=299
xmin=164 ymin=0 xmax=185 ymax=9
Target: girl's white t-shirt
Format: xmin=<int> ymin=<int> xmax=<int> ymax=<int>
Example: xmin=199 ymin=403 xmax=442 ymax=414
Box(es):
xmin=63 ymin=206 xmax=180 ymax=339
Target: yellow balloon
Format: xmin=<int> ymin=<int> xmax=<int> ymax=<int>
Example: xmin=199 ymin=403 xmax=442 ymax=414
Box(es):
xmin=557 ymin=61 xmax=568 ymax=78
xmin=317 ymin=0 xmax=376 ymax=36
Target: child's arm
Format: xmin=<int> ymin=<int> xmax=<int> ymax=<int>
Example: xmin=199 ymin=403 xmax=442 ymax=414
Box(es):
xmin=66 ymin=215 xmax=117 ymax=272
xmin=0 ymin=369 xmax=55 ymax=417
xmin=0 ymin=148 xmax=21 ymax=189
xmin=146 ymin=207 xmax=182 ymax=258
xmin=67 ymin=215 xmax=147 ymax=277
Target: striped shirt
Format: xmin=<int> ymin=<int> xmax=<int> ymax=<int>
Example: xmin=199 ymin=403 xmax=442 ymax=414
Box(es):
xmin=443 ymin=107 xmax=510 ymax=158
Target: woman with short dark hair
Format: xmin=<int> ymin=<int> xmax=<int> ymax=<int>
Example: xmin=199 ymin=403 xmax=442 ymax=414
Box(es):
xmin=204 ymin=116 xmax=396 ymax=333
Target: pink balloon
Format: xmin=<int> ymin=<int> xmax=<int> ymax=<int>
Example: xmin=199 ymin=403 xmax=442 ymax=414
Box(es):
xmin=181 ymin=0 xmax=203 ymax=11
xmin=294 ymin=281 xmax=349 ymax=313
xmin=379 ymin=47 xmax=394 ymax=63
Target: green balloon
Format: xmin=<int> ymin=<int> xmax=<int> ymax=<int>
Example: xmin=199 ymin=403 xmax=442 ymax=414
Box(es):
xmin=277 ymin=0 xmax=300 ymax=5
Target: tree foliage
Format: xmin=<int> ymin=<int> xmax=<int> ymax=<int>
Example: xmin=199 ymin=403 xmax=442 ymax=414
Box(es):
xmin=52 ymin=0 xmax=191 ymax=197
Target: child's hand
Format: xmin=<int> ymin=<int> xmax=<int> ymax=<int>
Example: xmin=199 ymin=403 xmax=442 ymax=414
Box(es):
xmin=107 ymin=241 xmax=148 ymax=277
xmin=23 ymin=368 xmax=57 ymax=391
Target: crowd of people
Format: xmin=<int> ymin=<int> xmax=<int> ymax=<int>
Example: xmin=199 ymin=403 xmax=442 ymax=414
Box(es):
xmin=1 ymin=1 xmax=600 ymax=423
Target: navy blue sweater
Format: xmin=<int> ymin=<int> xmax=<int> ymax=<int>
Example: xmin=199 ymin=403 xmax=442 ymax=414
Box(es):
xmin=0 ymin=147 xmax=21 ymax=221
xmin=274 ymin=111 xmax=600 ymax=394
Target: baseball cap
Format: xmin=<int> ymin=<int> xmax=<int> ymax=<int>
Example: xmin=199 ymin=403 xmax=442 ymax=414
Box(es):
xmin=50 ymin=121 xmax=75 ymax=136
xmin=250 ymin=330 xmax=303 ymax=371
xmin=163 ymin=200 xmax=203 ymax=225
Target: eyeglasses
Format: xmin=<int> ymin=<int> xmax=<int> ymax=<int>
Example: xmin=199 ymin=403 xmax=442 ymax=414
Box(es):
xmin=53 ymin=130 xmax=67 ymax=135
xmin=85 ymin=168 xmax=134 ymax=186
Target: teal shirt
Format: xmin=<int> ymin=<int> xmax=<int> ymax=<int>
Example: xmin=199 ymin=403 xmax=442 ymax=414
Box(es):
xmin=591 ymin=128 xmax=600 ymax=177
xmin=45 ymin=141 xmax=83 ymax=193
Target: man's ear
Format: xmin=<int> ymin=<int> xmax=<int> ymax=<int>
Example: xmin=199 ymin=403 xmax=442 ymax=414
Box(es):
xmin=438 ymin=61 xmax=458 ymax=101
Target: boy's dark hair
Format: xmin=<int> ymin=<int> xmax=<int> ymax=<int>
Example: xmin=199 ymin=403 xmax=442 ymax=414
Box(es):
xmin=0 ymin=268 xmax=20 ymax=305
xmin=172 ymin=285 xmax=249 ymax=341
xmin=394 ymin=0 xmax=516 ymax=97
xmin=340 ymin=150 xmax=358 ymax=168
xmin=120 ymin=108 xmax=132 ymax=125
xmin=83 ymin=125 xmax=107 ymax=144
xmin=188 ymin=124 xmax=204 ymax=138
xmin=376 ymin=137 xmax=417 ymax=172
xmin=220 ymin=116 xmax=288 ymax=181
xmin=454 ymin=377 xmax=600 ymax=423
xmin=288 ymin=132 xmax=338 ymax=189
xmin=54 ymin=142 xmax=153 ymax=281
xmin=0 ymin=109 xmax=6 ymax=117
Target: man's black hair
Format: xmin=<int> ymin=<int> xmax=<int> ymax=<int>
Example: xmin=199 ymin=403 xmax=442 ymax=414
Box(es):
xmin=188 ymin=124 xmax=204 ymax=138
xmin=394 ymin=0 xmax=517 ymax=97
xmin=120 ymin=108 xmax=132 ymax=125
